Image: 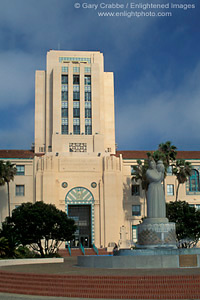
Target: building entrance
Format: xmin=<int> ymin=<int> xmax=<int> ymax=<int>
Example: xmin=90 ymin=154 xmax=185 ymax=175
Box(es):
xmin=68 ymin=205 xmax=91 ymax=248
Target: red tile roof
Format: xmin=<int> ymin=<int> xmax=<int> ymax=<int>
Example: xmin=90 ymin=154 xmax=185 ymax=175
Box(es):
xmin=116 ymin=150 xmax=200 ymax=160
xmin=176 ymin=151 xmax=200 ymax=159
xmin=0 ymin=150 xmax=35 ymax=159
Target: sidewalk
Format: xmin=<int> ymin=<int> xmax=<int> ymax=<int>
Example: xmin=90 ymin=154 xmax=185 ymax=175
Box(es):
xmin=0 ymin=294 xmax=194 ymax=300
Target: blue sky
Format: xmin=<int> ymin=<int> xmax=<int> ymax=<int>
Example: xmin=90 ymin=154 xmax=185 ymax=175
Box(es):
xmin=0 ymin=0 xmax=200 ymax=151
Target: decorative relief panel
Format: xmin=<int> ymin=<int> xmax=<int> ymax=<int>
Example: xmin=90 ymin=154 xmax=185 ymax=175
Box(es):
xmin=69 ymin=143 xmax=87 ymax=152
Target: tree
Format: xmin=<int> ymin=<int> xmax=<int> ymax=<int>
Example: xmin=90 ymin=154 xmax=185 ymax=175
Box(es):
xmin=0 ymin=220 xmax=19 ymax=257
xmin=132 ymin=159 xmax=149 ymax=215
xmin=133 ymin=141 xmax=177 ymax=196
xmin=158 ymin=141 xmax=177 ymax=166
xmin=173 ymin=159 xmax=192 ymax=201
xmin=132 ymin=159 xmax=149 ymax=194
xmin=1 ymin=202 xmax=76 ymax=257
xmin=0 ymin=161 xmax=5 ymax=185
xmin=166 ymin=201 xmax=200 ymax=248
xmin=132 ymin=153 xmax=165 ymax=202
xmin=0 ymin=237 xmax=9 ymax=257
xmin=0 ymin=160 xmax=17 ymax=217
xmin=147 ymin=142 xmax=177 ymax=195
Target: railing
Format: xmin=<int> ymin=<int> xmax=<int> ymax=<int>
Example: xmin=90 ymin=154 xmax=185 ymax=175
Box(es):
xmin=68 ymin=245 xmax=71 ymax=256
xmin=92 ymin=243 xmax=99 ymax=255
xmin=80 ymin=243 xmax=85 ymax=255
xmin=66 ymin=243 xmax=71 ymax=256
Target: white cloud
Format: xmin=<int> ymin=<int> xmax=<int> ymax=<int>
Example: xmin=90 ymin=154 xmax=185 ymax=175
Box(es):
xmin=116 ymin=61 xmax=200 ymax=150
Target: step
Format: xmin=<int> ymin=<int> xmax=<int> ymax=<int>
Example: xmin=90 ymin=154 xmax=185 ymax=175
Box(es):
xmin=1 ymin=271 xmax=200 ymax=299
xmin=58 ymin=248 xmax=112 ymax=257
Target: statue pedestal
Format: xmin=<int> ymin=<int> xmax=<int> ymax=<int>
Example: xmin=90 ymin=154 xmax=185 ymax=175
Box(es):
xmin=137 ymin=218 xmax=177 ymax=249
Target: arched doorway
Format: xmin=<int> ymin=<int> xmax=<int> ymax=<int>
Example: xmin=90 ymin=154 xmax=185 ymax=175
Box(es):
xmin=65 ymin=187 xmax=94 ymax=248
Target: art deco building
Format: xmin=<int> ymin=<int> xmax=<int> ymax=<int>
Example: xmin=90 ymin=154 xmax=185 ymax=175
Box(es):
xmin=1 ymin=50 xmax=200 ymax=249
xmin=34 ymin=50 xmax=123 ymax=248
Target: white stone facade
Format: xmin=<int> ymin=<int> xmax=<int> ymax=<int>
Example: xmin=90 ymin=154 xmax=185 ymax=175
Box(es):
xmin=1 ymin=51 xmax=200 ymax=248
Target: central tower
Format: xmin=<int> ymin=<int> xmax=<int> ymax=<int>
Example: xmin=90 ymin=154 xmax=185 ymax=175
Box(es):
xmin=35 ymin=50 xmax=115 ymax=155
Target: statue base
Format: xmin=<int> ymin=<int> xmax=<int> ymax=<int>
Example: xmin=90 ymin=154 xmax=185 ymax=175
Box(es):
xmin=136 ymin=218 xmax=177 ymax=249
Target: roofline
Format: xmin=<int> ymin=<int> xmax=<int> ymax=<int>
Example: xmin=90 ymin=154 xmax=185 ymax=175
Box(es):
xmin=116 ymin=150 xmax=200 ymax=160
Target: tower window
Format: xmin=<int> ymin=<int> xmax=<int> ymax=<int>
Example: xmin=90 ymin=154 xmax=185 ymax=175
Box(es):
xmin=85 ymin=85 xmax=91 ymax=92
xmin=85 ymin=92 xmax=91 ymax=101
xmin=62 ymin=66 xmax=68 ymax=73
xmin=62 ymin=91 xmax=68 ymax=101
xmin=74 ymin=126 xmax=80 ymax=135
xmin=85 ymin=101 xmax=91 ymax=108
xmin=73 ymin=92 xmax=80 ymax=100
xmin=62 ymin=118 xmax=68 ymax=134
xmin=85 ymin=125 xmax=92 ymax=135
xmin=73 ymin=101 xmax=80 ymax=117
xmin=62 ymin=75 xmax=68 ymax=84
xmin=85 ymin=75 xmax=91 ymax=85
xmin=73 ymin=108 xmax=80 ymax=117
xmin=61 ymin=85 xmax=68 ymax=91
xmin=85 ymin=118 xmax=92 ymax=135
xmin=73 ymin=118 xmax=80 ymax=135
xmin=85 ymin=67 xmax=91 ymax=73
xmin=62 ymin=101 xmax=68 ymax=108
xmin=73 ymin=85 xmax=80 ymax=91
xmin=85 ymin=108 xmax=91 ymax=118
xmin=62 ymin=108 xmax=68 ymax=118
xmin=73 ymin=67 xmax=80 ymax=73
xmin=73 ymin=85 xmax=80 ymax=100
xmin=73 ymin=101 xmax=80 ymax=108
xmin=73 ymin=75 xmax=80 ymax=84
xmin=62 ymin=125 xmax=68 ymax=134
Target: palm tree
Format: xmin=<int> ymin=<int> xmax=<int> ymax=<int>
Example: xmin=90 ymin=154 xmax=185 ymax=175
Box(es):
xmin=0 ymin=160 xmax=5 ymax=188
xmin=158 ymin=141 xmax=177 ymax=166
xmin=132 ymin=159 xmax=149 ymax=193
xmin=0 ymin=161 xmax=17 ymax=217
xmin=147 ymin=142 xmax=177 ymax=195
xmin=173 ymin=159 xmax=192 ymax=201
xmin=157 ymin=141 xmax=177 ymax=195
xmin=132 ymin=159 xmax=149 ymax=216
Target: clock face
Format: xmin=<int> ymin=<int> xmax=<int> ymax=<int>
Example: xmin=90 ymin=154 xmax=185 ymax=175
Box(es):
xmin=62 ymin=182 xmax=68 ymax=188
xmin=91 ymin=182 xmax=97 ymax=188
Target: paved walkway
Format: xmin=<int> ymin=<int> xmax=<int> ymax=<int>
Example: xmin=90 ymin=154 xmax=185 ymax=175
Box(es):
xmin=0 ymin=294 xmax=192 ymax=300
xmin=0 ymin=294 xmax=179 ymax=300
xmin=2 ymin=293 xmax=144 ymax=300
xmin=0 ymin=293 xmax=126 ymax=300
xmin=0 ymin=294 xmax=84 ymax=300
xmin=1 ymin=258 xmax=200 ymax=299
xmin=1 ymin=257 xmax=200 ymax=276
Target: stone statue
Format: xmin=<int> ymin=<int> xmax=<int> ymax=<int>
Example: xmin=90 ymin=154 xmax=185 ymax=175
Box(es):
xmin=136 ymin=159 xmax=177 ymax=248
xmin=146 ymin=159 xmax=166 ymax=219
